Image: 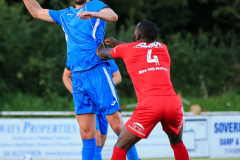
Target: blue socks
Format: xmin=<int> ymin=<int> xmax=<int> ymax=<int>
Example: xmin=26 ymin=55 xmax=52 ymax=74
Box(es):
xmin=82 ymin=135 xmax=139 ymax=160
xmin=126 ymin=145 xmax=139 ymax=160
xmin=93 ymin=146 xmax=102 ymax=160
xmin=82 ymin=138 xmax=96 ymax=160
xmin=117 ymin=134 xmax=139 ymax=160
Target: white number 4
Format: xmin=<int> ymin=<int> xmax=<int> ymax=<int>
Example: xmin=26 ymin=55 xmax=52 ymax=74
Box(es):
xmin=147 ymin=49 xmax=160 ymax=66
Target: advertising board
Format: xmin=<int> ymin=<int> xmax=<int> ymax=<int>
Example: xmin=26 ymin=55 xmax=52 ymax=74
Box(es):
xmin=210 ymin=115 xmax=240 ymax=158
xmin=0 ymin=116 xmax=210 ymax=159
xmin=0 ymin=118 xmax=82 ymax=159
xmin=183 ymin=116 xmax=210 ymax=157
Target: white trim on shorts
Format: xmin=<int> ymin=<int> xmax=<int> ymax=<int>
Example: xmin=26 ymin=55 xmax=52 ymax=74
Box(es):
xmin=103 ymin=67 xmax=118 ymax=103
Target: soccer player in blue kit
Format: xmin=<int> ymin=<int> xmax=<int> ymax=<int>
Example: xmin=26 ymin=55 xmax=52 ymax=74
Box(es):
xmin=63 ymin=59 xmax=122 ymax=160
xmin=23 ymin=0 xmax=139 ymax=160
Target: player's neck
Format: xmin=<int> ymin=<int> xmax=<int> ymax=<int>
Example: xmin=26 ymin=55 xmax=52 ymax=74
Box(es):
xmin=75 ymin=0 xmax=90 ymax=9
xmin=138 ymin=39 xmax=154 ymax=43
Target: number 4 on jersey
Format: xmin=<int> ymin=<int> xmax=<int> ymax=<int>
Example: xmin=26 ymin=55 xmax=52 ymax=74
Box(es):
xmin=147 ymin=49 xmax=160 ymax=66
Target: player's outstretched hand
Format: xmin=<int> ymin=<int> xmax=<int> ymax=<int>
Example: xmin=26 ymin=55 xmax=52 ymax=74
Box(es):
xmin=104 ymin=37 xmax=118 ymax=47
xmin=97 ymin=41 xmax=105 ymax=56
xmin=77 ymin=11 xmax=95 ymax=19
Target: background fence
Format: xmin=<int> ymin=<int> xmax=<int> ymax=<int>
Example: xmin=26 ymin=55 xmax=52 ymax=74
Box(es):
xmin=1 ymin=112 xmax=240 ymax=159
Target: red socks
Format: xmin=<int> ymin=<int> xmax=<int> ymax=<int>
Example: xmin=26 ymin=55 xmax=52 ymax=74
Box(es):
xmin=111 ymin=147 xmax=127 ymax=160
xmin=112 ymin=142 xmax=189 ymax=160
xmin=171 ymin=142 xmax=189 ymax=160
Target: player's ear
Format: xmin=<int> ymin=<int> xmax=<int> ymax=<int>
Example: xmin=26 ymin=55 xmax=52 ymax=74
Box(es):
xmin=136 ymin=33 xmax=142 ymax=41
xmin=134 ymin=33 xmax=140 ymax=42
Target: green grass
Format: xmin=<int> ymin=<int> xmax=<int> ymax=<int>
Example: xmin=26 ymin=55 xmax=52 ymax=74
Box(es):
xmin=183 ymin=92 xmax=240 ymax=112
xmin=52 ymin=158 xmax=240 ymax=160
xmin=1 ymin=92 xmax=240 ymax=112
xmin=142 ymin=159 xmax=239 ymax=160
xmin=18 ymin=158 xmax=238 ymax=160
xmin=119 ymin=97 xmax=138 ymax=106
xmin=145 ymin=159 xmax=239 ymax=160
xmin=120 ymin=92 xmax=240 ymax=112
xmin=0 ymin=92 xmax=139 ymax=112
xmin=0 ymin=92 xmax=74 ymax=112
xmin=2 ymin=157 xmax=240 ymax=160
xmin=103 ymin=158 xmax=240 ymax=160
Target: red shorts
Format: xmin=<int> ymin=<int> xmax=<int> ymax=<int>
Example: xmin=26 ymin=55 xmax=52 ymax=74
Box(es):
xmin=125 ymin=95 xmax=183 ymax=139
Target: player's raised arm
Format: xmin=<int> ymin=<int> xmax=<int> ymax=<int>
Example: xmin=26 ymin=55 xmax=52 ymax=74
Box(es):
xmin=77 ymin=7 xmax=118 ymax=22
xmin=96 ymin=41 xmax=113 ymax=60
xmin=112 ymin=71 xmax=122 ymax=85
xmin=97 ymin=7 xmax=118 ymax=22
xmin=97 ymin=38 xmax=128 ymax=60
xmin=105 ymin=37 xmax=126 ymax=48
xmin=97 ymin=47 xmax=113 ymax=60
xmin=23 ymin=0 xmax=54 ymax=22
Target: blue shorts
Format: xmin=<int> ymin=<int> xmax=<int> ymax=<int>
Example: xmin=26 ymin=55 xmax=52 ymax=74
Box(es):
xmin=96 ymin=108 xmax=108 ymax=135
xmin=72 ymin=63 xmax=121 ymax=116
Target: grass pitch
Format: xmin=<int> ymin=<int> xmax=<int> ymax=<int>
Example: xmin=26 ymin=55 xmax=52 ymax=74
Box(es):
xmin=136 ymin=158 xmax=239 ymax=160
xmin=103 ymin=158 xmax=240 ymax=160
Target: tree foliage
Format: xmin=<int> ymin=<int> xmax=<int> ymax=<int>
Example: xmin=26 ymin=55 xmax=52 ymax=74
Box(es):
xmin=0 ymin=0 xmax=239 ymax=98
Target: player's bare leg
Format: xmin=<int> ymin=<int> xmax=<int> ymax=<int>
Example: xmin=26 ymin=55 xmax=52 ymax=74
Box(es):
xmin=114 ymin=127 xmax=141 ymax=150
xmin=96 ymin=130 xmax=101 ymax=146
xmin=106 ymin=111 xmax=140 ymax=160
xmin=166 ymin=128 xmax=183 ymax=145
xmin=76 ymin=114 xmax=96 ymax=139
xmin=167 ymin=129 xmax=189 ymax=160
xmin=101 ymin=134 xmax=107 ymax=148
xmin=105 ymin=111 xmax=124 ymax=134
xmin=111 ymin=127 xmax=141 ymax=160
xmin=76 ymin=114 xmax=96 ymax=160
xmin=94 ymin=130 xmax=102 ymax=160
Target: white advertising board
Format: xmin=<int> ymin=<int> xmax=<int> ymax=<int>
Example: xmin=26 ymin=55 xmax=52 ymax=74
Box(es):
xmin=0 ymin=117 xmax=209 ymax=159
xmin=0 ymin=118 xmax=83 ymax=160
xmin=103 ymin=118 xmax=174 ymax=159
xmin=103 ymin=117 xmax=206 ymax=159
xmin=210 ymin=115 xmax=240 ymax=158
xmin=183 ymin=116 xmax=210 ymax=157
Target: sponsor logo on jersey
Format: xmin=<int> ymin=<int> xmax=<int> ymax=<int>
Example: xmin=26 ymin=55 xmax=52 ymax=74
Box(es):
xmin=134 ymin=42 xmax=163 ymax=49
xmin=128 ymin=122 xmax=146 ymax=136
xmin=139 ymin=67 xmax=168 ymax=74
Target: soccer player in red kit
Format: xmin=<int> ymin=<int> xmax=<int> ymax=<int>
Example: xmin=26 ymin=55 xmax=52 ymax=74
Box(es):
xmin=97 ymin=20 xmax=189 ymax=160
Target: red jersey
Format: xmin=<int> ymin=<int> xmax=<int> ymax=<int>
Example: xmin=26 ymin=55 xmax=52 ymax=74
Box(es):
xmin=111 ymin=42 xmax=176 ymax=101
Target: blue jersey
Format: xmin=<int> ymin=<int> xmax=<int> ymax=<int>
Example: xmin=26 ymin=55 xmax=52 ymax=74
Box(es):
xmin=49 ymin=0 xmax=109 ymax=72
xmin=108 ymin=59 xmax=119 ymax=74
xmin=66 ymin=59 xmax=119 ymax=73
